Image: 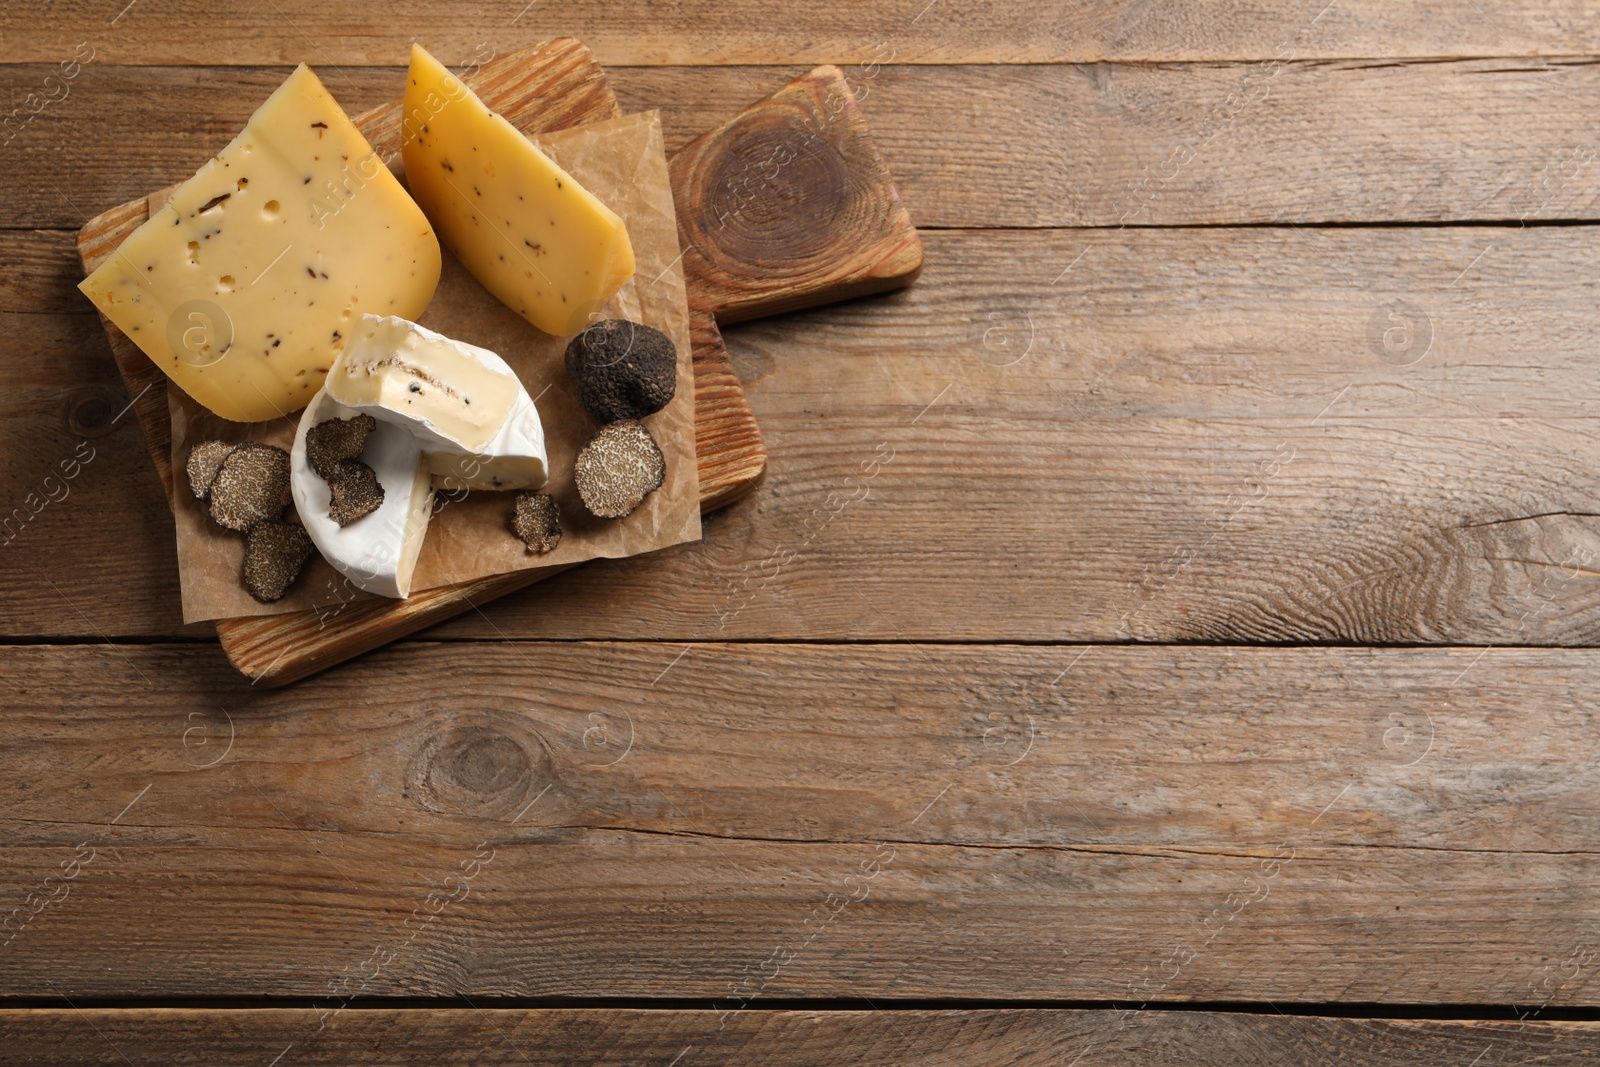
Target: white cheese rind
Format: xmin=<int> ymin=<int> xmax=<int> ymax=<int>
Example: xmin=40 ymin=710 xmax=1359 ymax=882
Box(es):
xmin=291 ymin=390 xmax=435 ymax=598
xmin=78 ymin=64 xmax=441 ymax=422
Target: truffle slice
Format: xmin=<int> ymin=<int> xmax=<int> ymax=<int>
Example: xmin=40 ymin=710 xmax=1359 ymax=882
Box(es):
xmin=564 ymin=318 xmax=677 ymax=423
xmin=326 ymin=459 xmax=384 ymax=526
xmin=208 ymin=443 xmax=291 ymax=532
xmin=186 ymin=440 xmax=237 ymax=500
xmin=574 ymin=420 xmax=666 ymax=519
xmin=306 ymin=413 xmax=377 ymax=479
xmin=512 ymin=491 xmax=562 ymax=554
xmin=243 ymin=520 xmax=313 ymax=603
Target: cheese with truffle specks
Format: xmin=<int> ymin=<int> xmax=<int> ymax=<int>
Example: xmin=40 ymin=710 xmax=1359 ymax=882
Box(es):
xmin=326 ymin=314 xmax=518 ymax=453
xmin=78 ymin=64 xmax=441 ymax=422
xmin=326 ymin=315 xmax=548 ymax=492
xmin=423 ymin=389 xmax=547 ymax=491
xmin=400 ymin=43 xmax=634 ymax=338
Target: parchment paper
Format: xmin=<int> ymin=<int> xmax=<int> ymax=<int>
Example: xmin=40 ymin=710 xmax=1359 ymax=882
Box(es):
xmin=170 ymin=111 xmax=701 ymax=623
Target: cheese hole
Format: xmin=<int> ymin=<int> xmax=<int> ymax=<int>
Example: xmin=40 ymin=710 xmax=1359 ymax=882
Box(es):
xmin=218 ymin=275 xmax=236 ymax=292
xmin=186 ymin=241 xmax=200 ymax=264
xmin=262 ymin=199 xmax=281 ymax=220
xmin=236 ymin=177 xmax=249 ymax=190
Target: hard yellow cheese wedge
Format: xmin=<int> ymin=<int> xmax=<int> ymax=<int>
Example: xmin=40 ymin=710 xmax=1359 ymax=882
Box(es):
xmin=400 ymin=44 xmax=635 ymax=338
xmin=79 ymin=64 xmax=441 ymax=422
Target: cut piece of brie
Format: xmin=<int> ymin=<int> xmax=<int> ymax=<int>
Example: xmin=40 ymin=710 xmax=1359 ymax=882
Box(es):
xmin=326 ymin=315 xmax=548 ymax=491
xmin=326 ymin=314 xmax=517 ymax=452
xmin=424 ymin=388 xmax=548 ymax=491
xmin=291 ymin=315 xmax=552 ymax=599
xmin=291 ymin=389 xmax=434 ymax=598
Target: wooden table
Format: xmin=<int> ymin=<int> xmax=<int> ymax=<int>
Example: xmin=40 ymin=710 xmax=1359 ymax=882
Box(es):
xmin=5 ymin=3 xmax=1600 ymax=1062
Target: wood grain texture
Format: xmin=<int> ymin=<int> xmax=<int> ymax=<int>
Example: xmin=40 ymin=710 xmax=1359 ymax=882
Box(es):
xmin=670 ymin=65 xmax=922 ymax=324
xmin=1 ymin=642 xmax=1598 ymax=1001
xmin=12 ymin=225 xmax=1600 ymax=643
xmin=691 ymin=308 xmax=768 ymax=510
xmin=12 ymin=60 xmax=1600 ymax=230
xmin=2 ymin=1009 xmax=1599 ymax=1066
xmin=3 ymin=1 xmax=1598 ymax=64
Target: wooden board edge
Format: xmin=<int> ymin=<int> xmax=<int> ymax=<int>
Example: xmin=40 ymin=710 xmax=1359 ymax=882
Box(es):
xmin=690 ymin=307 xmax=768 ymax=510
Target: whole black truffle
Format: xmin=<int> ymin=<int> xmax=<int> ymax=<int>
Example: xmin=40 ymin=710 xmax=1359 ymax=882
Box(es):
xmin=564 ymin=318 xmax=677 ymax=423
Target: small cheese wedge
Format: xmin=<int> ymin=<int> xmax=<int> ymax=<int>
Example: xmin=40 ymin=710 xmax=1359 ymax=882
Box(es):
xmin=291 ymin=391 xmax=435 ymax=598
xmin=400 ymin=43 xmax=635 ymax=337
xmin=325 ymin=315 xmax=548 ymax=491
xmin=78 ymin=64 xmax=442 ymax=422
xmin=424 ymin=389 xmax=548 ymax=491
xmin=326 ymin=314 xmax=518 ymax=452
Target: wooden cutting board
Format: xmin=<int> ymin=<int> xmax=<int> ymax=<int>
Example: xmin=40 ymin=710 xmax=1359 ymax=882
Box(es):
xmin=77 ymin=39 xmax=921 ymax=685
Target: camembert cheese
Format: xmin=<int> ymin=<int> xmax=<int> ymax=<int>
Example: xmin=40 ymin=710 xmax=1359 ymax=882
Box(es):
xmin=79 ymin=64 xmax=441 ymax=422
xmin=326 ymin=314 xmax=517 ymax=453
xmin=325 ymin=315 xmax=548 ymax=491
xmin=400 ymin=44 xmax=635 ymax=338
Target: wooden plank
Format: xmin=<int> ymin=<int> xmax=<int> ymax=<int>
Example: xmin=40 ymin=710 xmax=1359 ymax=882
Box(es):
xmin=2 ymin=642 xmax=1599 ymax=1001
xmin=2 ymin=1 xmax=1597 ymax=65
xmin=9 ymin=225 xmax=1600 ymax=643
xmin=0 ymin=230 xmax=87 ymax=314
xmin=11 ymin=60 xmax=1600 ymax=230
xmin=2 ymin=1009 xmax=1599 ymax=1065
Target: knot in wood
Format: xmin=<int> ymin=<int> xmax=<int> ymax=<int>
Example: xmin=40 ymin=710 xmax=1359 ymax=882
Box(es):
xmin=64 ymin=386 xmax=123 ymax=438
xmin=409 ymin=714 xmax=547 ymax=819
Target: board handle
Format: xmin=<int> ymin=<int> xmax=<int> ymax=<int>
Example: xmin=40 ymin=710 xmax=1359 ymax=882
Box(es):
xmin=670 ymin=64 xmax=923 ymax=325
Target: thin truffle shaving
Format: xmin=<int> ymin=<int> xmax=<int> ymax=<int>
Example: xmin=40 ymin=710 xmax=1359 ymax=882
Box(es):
xmin=512 ymin=491 xmax=562 ymax=553
xmin=243 ymin=520 xmax=314 ymax=602
xmin=305 ymin=413 xmax=377 ymax=478
xmin=186 ymin=440 xmax=238 ymax=500
xmin=326 ymin=459 xmax=384 ymax=526
xmin=573 ymin=420 xmax=665 ymax=519
xmin=208 ymin=443 xmax=291 ymax=532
